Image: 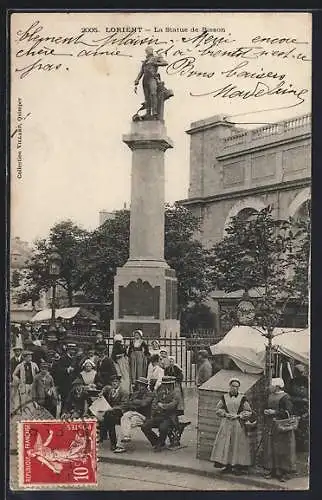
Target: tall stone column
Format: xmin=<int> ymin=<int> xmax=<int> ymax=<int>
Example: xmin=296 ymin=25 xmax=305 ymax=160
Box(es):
xmin=125 ymin=120 xmax=170 ymax=266
xmin=110 ymin=120 xmax=180 ymax=338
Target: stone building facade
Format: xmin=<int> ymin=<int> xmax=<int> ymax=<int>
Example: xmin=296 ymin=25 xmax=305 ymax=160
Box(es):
xmin=180 ymin=113 xmax=311 ymax=333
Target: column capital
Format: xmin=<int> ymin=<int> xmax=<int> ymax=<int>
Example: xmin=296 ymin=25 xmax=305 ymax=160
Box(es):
xmin=123 ymin=120 xmax=173 ymax=151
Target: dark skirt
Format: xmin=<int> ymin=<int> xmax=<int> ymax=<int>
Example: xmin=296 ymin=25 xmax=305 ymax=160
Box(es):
xmin=264 ymin=423 xmax=297 ymax=473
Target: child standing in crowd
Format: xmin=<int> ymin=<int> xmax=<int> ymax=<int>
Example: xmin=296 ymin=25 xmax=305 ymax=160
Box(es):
xmin=32 ymin=361 xmax=57 ymax=417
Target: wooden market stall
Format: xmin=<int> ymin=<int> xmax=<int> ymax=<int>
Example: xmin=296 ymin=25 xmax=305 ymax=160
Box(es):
xmin=197 ymin=369 xmax=266 ymax=464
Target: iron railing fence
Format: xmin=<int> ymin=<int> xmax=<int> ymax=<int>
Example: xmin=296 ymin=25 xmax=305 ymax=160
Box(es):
xmin=64 ymin=333 xmax=223 ymax=386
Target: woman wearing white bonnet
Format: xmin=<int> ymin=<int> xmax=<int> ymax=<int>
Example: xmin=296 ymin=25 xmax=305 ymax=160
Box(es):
xmin=210 ymin=377 xmax=253 ymax=474
xmin=128 ymin=330 xmax=150 ymax=386
xmin=263 ymin=377 xmax=296 ymax=481
xmin=229 ymin=377 xmax=241 ymax=386
xmin=146 ymin=340 xmax=161 ymax=389
xmin=271 ymin=377 xmax=285 ymax=389
xmin=79 ymin=359 xmax=98 ymax=388
xmin=149 ymin=339 xmax=160 ymax=358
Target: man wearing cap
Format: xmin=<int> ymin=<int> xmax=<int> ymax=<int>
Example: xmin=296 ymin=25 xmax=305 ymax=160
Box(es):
xmin=32 ymin=360 xmax=57 ymax=417
xmin=24 ymin=339 xmax=46 ymax=367
xmin=94 ymin=332 xmax=107 ymax=356
xmin=210 ymin=377 xmax=253 ymax=474
xmin=72 ymin=345 xmax=87 ymax=378
xmin=10 ymin=346 xmax=23 ymax=377
xmin=10 ymin=346 xmax=23 ymax=412
xmin=99 ymin=374 xmax=129 ymax=450
xmin=52 ymin=347 xmax=74 ymax=409
xmin=114 ymin=377 xmax=154 ymax=453
xmin=12 ymin=351 xmax=39 ymax=409
xmin=196 ymin=350 xmax=213 ymax=387
xmin=141 ymin=376 xmax=180 ymax=452
xmin=97 ymin=348 xmax=118 ymax=388
xmin=159 ymin=349 xmax=170 ymax=370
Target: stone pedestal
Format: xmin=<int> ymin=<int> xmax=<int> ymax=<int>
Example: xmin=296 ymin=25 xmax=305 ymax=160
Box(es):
xmin=110 ymin=120 xmax=180 ymax=338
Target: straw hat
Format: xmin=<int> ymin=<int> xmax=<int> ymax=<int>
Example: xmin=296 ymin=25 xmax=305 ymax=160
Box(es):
xmin=161 ymin=376 xmax=176 ymax=384
xmin=136 ymin=377 xmax=149 ymax=385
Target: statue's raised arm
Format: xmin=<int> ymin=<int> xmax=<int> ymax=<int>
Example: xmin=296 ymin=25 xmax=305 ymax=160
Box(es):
xmin=133 ymin=47 xmax=173 ymax=122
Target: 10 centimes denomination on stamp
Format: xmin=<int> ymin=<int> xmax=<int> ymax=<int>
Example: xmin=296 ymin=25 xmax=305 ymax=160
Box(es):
xmin=18 ymin=419 xmax=97 ymax=488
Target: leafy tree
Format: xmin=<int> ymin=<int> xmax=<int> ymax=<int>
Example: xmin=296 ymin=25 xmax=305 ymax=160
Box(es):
xmin=16 ymin=220 xmax=89 ymax=306
xmin=164 ymin=204 xmax=211 ymax=319
xmin=288 ymin=206 xmax=311 ymax=307
xmin=11 ymin=269 xmax=22 ymax=288
xmin=77 ymin=205 xmax=211 ymax=323
xmin=15 ymin=207 xmax=214 ymax=328
xmin=208 ymin=205 xmax=309 ymax=385
xmin=77 ymin=210 xmax=130 ymax=319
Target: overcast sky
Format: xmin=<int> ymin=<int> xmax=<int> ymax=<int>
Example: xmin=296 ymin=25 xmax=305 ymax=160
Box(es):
xmin=11 ymin=12 xmax=311 ymax=243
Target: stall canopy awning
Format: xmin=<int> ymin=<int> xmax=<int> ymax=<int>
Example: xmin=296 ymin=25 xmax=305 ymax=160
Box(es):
xmin=210 ymin=326 xmax=309 ymax=374
xmin=31 ymin=307 xmax=81 ymax=322
xmin=273 ymin=329 xmax=309 ymax=366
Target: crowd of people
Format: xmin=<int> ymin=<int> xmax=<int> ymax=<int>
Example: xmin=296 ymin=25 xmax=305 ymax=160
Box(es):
xmin=10 ymin=323 xmax=308 ymax=481
xmin=10 ymin=328 xmax=191 ymax=452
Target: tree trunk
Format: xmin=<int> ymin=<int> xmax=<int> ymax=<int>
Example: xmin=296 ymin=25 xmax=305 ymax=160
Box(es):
xmin=265 ymin=328 xmax=274 ymax=392
xmin=67 ymin=285 xmax=73 ymax=307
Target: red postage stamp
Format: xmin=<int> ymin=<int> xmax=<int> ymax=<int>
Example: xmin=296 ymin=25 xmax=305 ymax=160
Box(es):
xmin=18 ymin=419 xmax=97 ymax=488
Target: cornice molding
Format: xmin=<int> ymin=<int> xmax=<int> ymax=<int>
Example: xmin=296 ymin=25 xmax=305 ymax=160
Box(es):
xmin=179 ymin=178 xmax=311 ymax=207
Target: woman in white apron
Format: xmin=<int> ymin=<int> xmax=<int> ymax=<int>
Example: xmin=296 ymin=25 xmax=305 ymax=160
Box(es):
xmin=210 ymin=377 xmax=253 ymax=475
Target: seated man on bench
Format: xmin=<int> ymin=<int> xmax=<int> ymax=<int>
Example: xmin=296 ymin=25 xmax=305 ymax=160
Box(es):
xmin=114 ymin=377 xmax=153 ymax=453
xmin=141 ymin=376 xmax=180 ymax=452
xmin=99 ymin=374 xmax=128 ymax=450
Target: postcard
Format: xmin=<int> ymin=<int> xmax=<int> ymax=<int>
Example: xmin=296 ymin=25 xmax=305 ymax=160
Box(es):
xmin=9 ymin=11 xmax=310 ymax=491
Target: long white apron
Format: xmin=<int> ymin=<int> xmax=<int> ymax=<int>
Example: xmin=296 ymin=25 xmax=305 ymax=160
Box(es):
xmin=210 ymin=394 xmax=252 ymax=466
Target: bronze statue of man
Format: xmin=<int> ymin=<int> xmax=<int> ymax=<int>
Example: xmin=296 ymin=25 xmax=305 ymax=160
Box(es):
xmin=134 ymin=47 xmax=168 ymax=120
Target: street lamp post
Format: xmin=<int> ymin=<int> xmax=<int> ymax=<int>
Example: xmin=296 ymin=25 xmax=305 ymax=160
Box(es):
xmin=48 ymin=249 xmax=62 ymax=343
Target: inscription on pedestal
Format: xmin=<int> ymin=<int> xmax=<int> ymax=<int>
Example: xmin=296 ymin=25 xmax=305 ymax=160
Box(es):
xmin=115 ymin=322 xmax=160 ymax=338
xmin=119 ymin=279 xmax=160 ymax=318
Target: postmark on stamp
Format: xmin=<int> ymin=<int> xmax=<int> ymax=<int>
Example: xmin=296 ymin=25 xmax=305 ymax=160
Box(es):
xmin=18 ymin=419 xmax=97 ymax=488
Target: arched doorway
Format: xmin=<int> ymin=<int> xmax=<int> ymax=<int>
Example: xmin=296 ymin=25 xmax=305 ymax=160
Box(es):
xmin=293 ymin=198 xmax=311 ymax=222
xmin=223 ymin=198 xmax=266 ymax=236
xmin=288 ymin=187 xmax=311 ymax=219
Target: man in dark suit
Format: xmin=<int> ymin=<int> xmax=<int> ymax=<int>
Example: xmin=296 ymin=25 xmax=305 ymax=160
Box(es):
xmin=97 ymin=348 xmax=117 ymax=388
xmin=10 ymin=347 xmax=23 ymax=378
xmin=141 ymin=376 xmax=180 ymax=452
xmin=99 ymin=375 xmax=128 ymax=450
